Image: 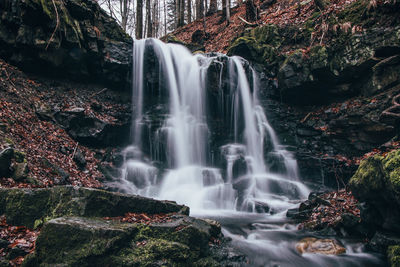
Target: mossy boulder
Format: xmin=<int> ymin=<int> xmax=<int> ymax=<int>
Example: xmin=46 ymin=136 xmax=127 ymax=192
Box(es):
xmin=23 ymin=215 xmax=241 ymax=267
xmin=0 ymin=186 xmax=188 ymax=228
xmin=349 ymin=155 xmax=386 ymax=200
xmin=388 ymin=245 xmax=400 ymax=267
xmin=349 ymin=150 xmax=400 ymax=241
xmin=227 ymin=25 xmax=280 ymax=66
xmin=162 ymin=34 xmax=205 ymax=53
xmin=350 ymin=150 xmax=400 ymax=205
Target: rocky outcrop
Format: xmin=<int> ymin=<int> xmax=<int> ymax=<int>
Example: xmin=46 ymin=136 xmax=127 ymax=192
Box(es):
xmin=349 ymin=150 xmax=400 ymax=234
xmin=228 ymin=2 xmax=400 ymax=105
xmin=0 ymin=186 xmax=245 ymax=266
xmin=23 ymin=215 xmax=244 ymax=266
xmin=0 ymin=186 xmax=188 ymax=228
xmin=0 ymin=0 xmax=132 ymax=90
xmin=349 ymin=150 xmax=400 ymax=263
xmin=52 ymin=107 xmax=130 ymax=147
xmin=225 ymin=1 xmax=400 ymax=188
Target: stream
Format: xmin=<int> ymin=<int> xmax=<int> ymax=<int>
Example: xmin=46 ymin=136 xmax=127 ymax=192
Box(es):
xmin=108 ymin=38 xmax=386 ymax=266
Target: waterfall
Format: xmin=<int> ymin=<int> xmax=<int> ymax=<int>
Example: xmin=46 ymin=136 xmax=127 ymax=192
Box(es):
xmin=109 ymin=38 xmax=309 ymax=214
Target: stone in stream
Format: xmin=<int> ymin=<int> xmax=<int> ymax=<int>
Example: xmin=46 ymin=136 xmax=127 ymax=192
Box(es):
xmin=296 ymin=237 xmax=346 ymax=255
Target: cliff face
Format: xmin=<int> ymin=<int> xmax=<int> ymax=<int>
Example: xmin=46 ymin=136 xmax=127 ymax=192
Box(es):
xmin=0 ymin=0 xmax=132 ymax=90
xmin=221 ymin=1 xmax=400 ymax=187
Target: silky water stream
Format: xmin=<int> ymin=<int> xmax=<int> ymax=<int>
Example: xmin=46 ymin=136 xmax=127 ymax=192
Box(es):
xmin=108 ymin=39 xmax=385 ymax=266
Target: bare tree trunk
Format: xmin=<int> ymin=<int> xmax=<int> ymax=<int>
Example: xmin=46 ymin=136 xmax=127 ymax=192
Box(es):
xmin=152 ymin=0 xmax=157 ymax=37
xmin=179 ymin=0 xmax=185 ymax=26
xmin=245 ymin=0 xmax=258 ymax=22
xmin=315 ymin=0 xmax=327 ymax=10
xmin=225 ymin=0 xmax=230 ymax=24
xmin=163 ymin=0 xmax=167 ymax=35
xmin=202 ymin=0 xmax=206 ymax=32
xmin=196 ymin=0 xmax=204 ymax=19
xmin=187 ymin=0 xmax=192 ymax=23
xmin=146 ymin=0 xmax=153 ymax=37
xmin=136 ymin=0 xmax=143 ymax=39
xmin=207 ymin=0 xmax=217 ymax=14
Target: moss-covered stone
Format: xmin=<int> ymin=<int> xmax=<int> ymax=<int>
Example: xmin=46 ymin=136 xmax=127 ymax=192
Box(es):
xmin=388 ymin=245 xmax=400 ymax=267
xmin=13 ymin=150 xmax=26 ymax=163
xmin=0 ymin=186 xmax=188 ymax=228
xmin=227 ymin=25 xmax=280 ymax=65
xmin=349 ymin=155 xmax=386 ymax=199
xmin=22 ymin=215 xmax=235 ymax=267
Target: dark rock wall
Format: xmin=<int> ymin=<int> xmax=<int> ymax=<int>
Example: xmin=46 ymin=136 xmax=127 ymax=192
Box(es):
xmin=226 ymin=5 xmax=400 ymax=188
xmin=0 ymin=0 xmax=133 ymax=90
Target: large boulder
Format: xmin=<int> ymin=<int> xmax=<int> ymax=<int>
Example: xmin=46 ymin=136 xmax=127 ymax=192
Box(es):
xmin=0 ymin=186 xmax=188 ymax=228
xmin=22 ymin=215 xmax=243 ymax=267
xmin=349 ymin=150 xmax=400 ymax=256
xmin=0 ymin=0 xmax=132 ymax=90
xmin=227 ymin=4 xmax=400 ymax=105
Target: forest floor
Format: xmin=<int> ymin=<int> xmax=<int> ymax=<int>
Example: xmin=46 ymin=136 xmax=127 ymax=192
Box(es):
xmin=173 ymin=0 xmax=361 ymax=52
xmin=0 ymin=59 xmax=130 ymax=189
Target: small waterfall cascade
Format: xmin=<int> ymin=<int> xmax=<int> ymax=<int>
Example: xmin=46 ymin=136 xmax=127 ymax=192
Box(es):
xmin=109 ymin=38 xmax=309 ymax=214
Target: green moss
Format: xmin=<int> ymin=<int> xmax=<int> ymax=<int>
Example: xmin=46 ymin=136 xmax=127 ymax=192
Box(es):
xmin=383 ymin=150 xmax=400 ymax=173
xmin=309 ymin=45 xmax=329 ymax=69
xmin=349 ymin=155 xmax=386 ymax=197
xmin=250 ymin=24 xmax=281 ymax=47
xmin=193 ymin=257 xmax=220 ymax=267
xmin=4 ymin=137 xmax=14 ymax=145
xmin=121 ymin=239 xmax=193 ymax=266
xmin=164 ymin=34 xmax=186 ymax=46
xmin=33 ymin=219 xmax=43 ymax=229
xmin=388 ymin=245 xmax=400 ymax=267
xmin=34 ymin=0 xmax=83 ymax=47
xmin=14 ymin=150 xmax=26 ymax=163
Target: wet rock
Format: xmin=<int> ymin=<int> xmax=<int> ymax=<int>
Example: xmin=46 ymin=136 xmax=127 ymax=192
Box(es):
xmin=23 ymin=215 xmax=242 ymax=267
xmin=349 ymin=150 xmax=400 ymax=235
xmin=296 ymin=237 xmax=346 ymax=255
xmin=12 ymin=162 xmax=29 ymax=181
xmin=388 ymin=245 xmax=400 ymax=267
xmin=0 ymin=148 xmax=14 ymax=178
xmin=0 ymin=186 xmax=188 ymax=228
xmin=6 ymin=246 xmax=28 ymax=260
xmin=369 ymin=231 xmax=400 ymax=253
xmin=254 ymin=201 xmax=270 ymax=213
xmin=286 ymin=208 xmax=311 ymax=220
xmin=73 ymin=148 xmax=86 ymax=168
xmin=0 ymin=239 xmax=9 ymax=249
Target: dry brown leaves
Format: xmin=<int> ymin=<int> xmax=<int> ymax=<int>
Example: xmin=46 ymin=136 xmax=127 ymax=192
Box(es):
xmin=299 ymin=189 xmax=360 ymax=229
xmin=103 ymin=212 xmax=176 ymax=225
xmin=173 ymin=0 xmax=359 ymax=53
xmin=0 ymin=59 xmax=102 ymax=188
xmin=0 ymin=216 xmax=39 ymax=267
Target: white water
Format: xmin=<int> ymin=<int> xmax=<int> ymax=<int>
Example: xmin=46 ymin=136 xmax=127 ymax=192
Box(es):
xmin=107 ymin=39 xmax=385 ymax=266
xmin=110 ymin=38 xmax=309 ymax=214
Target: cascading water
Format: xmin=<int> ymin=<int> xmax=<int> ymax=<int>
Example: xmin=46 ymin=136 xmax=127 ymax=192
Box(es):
xmin=108 ymin=39 xmax=385 ymax=266
xmin=111 ymin=38 xmax=308 ymax=213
